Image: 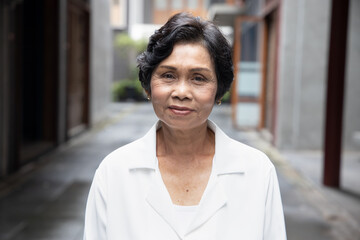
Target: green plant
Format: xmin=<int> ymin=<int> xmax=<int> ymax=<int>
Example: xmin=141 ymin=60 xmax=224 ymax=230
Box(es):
xmin=113 ymin=33 xmax=148 ymax=102
xmin=221 ymin=91 xmax=231 ymax=103
xmin=114 ymin=33 xmax=147 ymax=56
xmin=112 ymin=79 xmax=145 ymax=101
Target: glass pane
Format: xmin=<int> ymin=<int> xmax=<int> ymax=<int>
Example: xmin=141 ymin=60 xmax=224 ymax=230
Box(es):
xmin=234 ymin=20 xmax=263 ymax=129
xmin=240 ymin=22 xmax=259 ymax=61
xmin=236 ymin=103 xmax=260 ymax=127
xmin=237 ymin=62 xmax=261 ymax=97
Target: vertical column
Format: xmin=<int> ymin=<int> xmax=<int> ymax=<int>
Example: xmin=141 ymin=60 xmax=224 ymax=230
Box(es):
xmin=0 ymin=1 xmax=6 ymax=176
xmin=323 ymin=0 xmax=350 ymax=187
xmin=58 ymin=0 xmax=67 ymax=143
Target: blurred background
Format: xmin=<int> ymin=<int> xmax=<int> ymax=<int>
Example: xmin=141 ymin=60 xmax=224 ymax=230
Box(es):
xmin=0 ymin=0 xmax=359 ymax=239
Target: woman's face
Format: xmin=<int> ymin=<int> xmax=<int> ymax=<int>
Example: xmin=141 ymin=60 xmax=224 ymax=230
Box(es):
xmin=150 ymin=42 xmax=217 ymax=131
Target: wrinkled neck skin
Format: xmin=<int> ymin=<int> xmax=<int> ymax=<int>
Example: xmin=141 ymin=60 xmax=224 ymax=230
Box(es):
xmin=156 ymin=120 xmax=215 ymax=165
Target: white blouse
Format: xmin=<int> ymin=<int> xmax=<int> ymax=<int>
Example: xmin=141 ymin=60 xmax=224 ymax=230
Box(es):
xmin=173 ymin=204 xmax=199 ymax=236
xmin=83 ymin=120 xmax=287 ymax=240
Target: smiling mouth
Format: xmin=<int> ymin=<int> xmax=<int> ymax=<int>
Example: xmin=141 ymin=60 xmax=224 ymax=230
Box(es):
xmin=168 ymin=105 xmax=194 ymax=115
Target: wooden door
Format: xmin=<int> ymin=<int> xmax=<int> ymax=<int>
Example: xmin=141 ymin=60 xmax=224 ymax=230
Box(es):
xmin=2 ymin=0 xmax=58 ymax=173
xmin=264 ymin=13 xmax=278 ymax=134
xmin=66 ymin=0 xmax=89 ymax=137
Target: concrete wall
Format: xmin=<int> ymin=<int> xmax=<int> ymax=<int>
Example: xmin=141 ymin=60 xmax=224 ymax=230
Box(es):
xmin=143 ymin=0 xmax=153 ymax=24
xmin=276 ymin=0 xmax=331 ymax=150
xmin=343 ymin=0 xmax=360 ymax=150
xmin=90 ymin=0 xmax=113 ymax=125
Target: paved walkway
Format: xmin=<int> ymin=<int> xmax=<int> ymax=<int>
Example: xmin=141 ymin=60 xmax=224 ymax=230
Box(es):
xmin=0 ymin=102 xmax=359 ymax=240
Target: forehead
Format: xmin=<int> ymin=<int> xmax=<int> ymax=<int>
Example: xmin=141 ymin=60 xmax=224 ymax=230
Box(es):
xmin=158 ymin=42 xmax=214 ymax=69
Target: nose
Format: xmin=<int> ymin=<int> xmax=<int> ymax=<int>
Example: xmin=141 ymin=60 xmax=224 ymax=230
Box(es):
xmin=171 ymin=79 xmax=192 ymax=101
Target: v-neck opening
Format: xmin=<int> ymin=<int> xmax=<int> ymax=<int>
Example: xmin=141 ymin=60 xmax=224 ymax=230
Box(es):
xmin=155 ymin=155 xmax=216 ymax=206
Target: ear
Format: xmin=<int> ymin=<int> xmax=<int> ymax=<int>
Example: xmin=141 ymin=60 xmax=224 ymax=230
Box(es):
xmin=215 ymin=96 xmax=222 ymax=102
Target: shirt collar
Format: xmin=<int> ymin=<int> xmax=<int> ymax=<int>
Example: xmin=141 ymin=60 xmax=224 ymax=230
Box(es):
xmin=128 ymin=120 xmax=246 ymax=174
xmin=127 ymin=121 xmax=159 ymax=170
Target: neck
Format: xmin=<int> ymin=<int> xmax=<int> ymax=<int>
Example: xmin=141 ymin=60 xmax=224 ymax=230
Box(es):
xmin=156 ymin=121 xmax=215 ymax=159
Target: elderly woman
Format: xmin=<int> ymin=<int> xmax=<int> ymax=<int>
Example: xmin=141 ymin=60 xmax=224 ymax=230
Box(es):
xmin=84 ymin=13 xmax=286 ymax=240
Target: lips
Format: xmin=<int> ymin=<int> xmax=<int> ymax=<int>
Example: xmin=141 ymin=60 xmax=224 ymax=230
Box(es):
xmin=168 ymin=105 xmax=194 ymax=115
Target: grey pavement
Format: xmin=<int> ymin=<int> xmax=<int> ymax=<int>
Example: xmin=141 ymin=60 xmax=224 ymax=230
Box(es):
xmin=0 ymin=102 xmax=359 ymax=240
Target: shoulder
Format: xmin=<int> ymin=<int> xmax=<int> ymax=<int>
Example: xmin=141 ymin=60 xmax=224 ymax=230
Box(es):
xmin=230 ymin=137 xmax=274 ymax=169
xmin=94 ymin=138 xmax=142 ymax=175
xmin=96 ymin=122 xmax=158 ymax=174
xmin=102 ymin=138 xmax=143 ymax=165
xmin=212 ymin=121 xmax=274 ymax=173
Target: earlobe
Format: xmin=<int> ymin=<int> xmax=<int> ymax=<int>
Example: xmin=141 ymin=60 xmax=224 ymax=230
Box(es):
xmin=145 ymin=90 xmax=151 ymax=100
xmin=215 ymin=95 xmax=223 ymax=105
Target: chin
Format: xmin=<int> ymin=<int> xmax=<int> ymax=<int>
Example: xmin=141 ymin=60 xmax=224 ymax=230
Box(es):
xmin=161 ymin=118 xmax=208 ymax=130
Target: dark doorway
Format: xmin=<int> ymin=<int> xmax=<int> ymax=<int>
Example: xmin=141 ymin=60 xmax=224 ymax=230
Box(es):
xmin=3 ymin=0 xmax=58 ymax=172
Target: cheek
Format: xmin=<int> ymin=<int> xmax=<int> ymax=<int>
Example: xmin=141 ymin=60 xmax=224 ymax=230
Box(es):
xmin=150 ymin=81 xmax=172 ymax=104
xmin=197 ymin=85 xmax=217 ymax=103
xmin=151 ymin=85 xmax=168 ymax=97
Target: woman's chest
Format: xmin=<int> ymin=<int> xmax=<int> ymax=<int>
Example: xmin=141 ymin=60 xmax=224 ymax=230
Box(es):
xmin=105 ymin=172 xmax=266 ymax=240
xmin=158 ymin=155 xmax=213 ymax=206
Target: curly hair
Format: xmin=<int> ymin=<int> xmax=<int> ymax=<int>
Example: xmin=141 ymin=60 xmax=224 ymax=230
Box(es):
xmin=137 ymin=12 xmax=233 ymax=101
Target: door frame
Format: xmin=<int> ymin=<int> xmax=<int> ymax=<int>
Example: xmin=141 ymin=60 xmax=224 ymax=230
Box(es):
xmin=231 ymin=16 xmax=267 ymax=130
xmin=66 ymin=0 xmax=90 ymax=138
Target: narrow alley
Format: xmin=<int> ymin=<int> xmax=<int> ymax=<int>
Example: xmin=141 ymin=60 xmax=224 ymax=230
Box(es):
xmin=0 ymin=102 xmax=359 ymax=240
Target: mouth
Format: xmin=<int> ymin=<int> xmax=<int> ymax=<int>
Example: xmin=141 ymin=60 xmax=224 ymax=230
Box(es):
xmin=168 ymin=105 xmax=194 ymax=115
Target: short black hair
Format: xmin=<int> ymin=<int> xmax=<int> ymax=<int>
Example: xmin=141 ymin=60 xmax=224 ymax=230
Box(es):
xmin=137 ymin=12 xmax=233 ymax=101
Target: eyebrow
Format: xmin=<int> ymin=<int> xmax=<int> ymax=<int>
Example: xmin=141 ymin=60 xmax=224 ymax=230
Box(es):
xmin=158 ymin=65 xmax=212 ymax=73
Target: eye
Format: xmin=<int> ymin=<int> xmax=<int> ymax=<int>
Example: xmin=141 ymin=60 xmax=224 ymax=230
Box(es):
xmin=162 ymin=73 xmax=175 ymax=79
xmin=193 ymin=75 xmax=207 ymax=82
